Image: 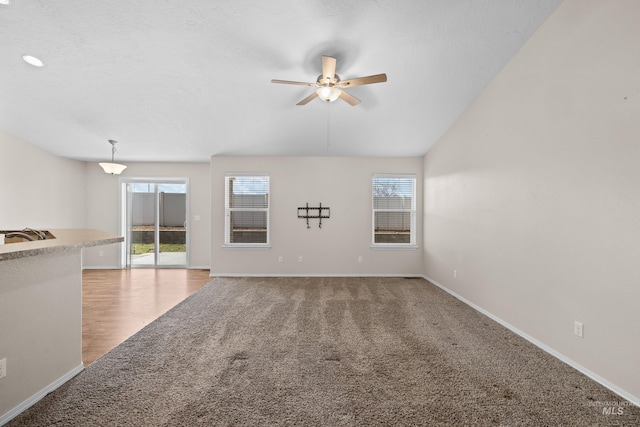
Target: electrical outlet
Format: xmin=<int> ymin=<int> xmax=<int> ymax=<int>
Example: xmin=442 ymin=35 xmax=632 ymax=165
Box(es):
xmin=453 ymin=270 xmax=457 ymax=278
xmin=0 ymin=358 xmax=6 ymax=379
xmin=358 ymin=256 xmax=363 ymax=263
xmin=99 ymin=250 xmax=104 ymax=257
xmin=298 ymin=256 xmax=303 ymax=263
xmin=574 ymin=321 xmax=584 ymax=338
xmin=278 ymin=256 xmax=283 ymax=263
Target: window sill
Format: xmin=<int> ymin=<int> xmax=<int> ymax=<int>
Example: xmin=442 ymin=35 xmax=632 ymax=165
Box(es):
xmin=370 ymin=244 xmax=418 ymax=250
xmin=223 ymin=244 xmax=271 ymax=250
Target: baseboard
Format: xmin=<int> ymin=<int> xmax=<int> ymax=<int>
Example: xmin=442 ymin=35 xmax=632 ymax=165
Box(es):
xmin=82 ymin=265 xmax=121 ymax=270
xmin=0 ymin=364 xmax=84 ymax=426
xmin=422 ymin=275 xmax=640 ymax=408
xmin=211 ymin=273 xmax=425 ymax=278
xmin=82 ymin=266 xmax=211 ymax=270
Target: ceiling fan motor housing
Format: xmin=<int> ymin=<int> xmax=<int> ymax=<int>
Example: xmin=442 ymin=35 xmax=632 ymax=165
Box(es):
xmin=317 ymin=74 xmax=340 ymax=86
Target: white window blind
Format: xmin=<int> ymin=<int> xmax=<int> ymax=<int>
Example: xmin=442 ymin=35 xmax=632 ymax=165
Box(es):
xmin=225 ymin=174 xmax=270 ymax=246
xmin=372 ymin=174 xmax=416 ymax=246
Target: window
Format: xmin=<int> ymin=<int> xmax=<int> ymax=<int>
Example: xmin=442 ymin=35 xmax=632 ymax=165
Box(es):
xmin=225 ymin=174 xmax=270 ymax=247
xmin=372 ymin=174 xmax=416 ymax=247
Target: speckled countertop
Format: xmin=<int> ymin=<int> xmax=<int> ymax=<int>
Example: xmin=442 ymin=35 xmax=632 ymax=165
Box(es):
xmin=0 ymin=229 xmax=123 ymax=261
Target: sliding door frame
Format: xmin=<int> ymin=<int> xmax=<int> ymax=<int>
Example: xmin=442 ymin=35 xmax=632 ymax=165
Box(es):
xmin=119 ymin=177 xmax=190 ymax=269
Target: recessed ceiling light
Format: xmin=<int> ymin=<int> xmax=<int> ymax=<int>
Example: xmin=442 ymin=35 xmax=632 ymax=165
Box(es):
xmin=0 ymin=0 xmax=10 ymax=5
xmin=23 ymin=55 xmax=44 ymax=67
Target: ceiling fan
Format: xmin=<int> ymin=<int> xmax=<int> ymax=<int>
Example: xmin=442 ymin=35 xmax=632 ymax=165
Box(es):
xmin=271 ymin=55 xmax=387 ymax=106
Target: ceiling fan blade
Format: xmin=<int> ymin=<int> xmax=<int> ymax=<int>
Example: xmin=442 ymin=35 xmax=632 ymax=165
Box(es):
xmin=271 ymin=79 xmax=316 ymax=87
xmin=339 ymin=90 xmax=361 ymax=106
xmin=296 ymin=92 xmax=319 ymax=106
xmin=339 ymin=73 xmax=387 ymax=87
xmin=321 ymin=56 xmax=337 ymax=84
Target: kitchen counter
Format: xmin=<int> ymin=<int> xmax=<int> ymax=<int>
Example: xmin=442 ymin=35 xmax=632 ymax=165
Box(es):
xmin=0 ymin=228 xmax=123 ymax=424
xmin=0 ymin=228 xmax=123 ymax=261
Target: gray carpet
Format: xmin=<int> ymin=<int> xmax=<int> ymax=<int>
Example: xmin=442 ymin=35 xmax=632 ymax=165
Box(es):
xmin=8 ymin=277 xmax=639 ymax=426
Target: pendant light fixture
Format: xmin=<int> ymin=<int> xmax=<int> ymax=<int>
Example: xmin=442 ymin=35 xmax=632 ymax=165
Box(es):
xmin=99 ymin=139 xmax=127 ymax=175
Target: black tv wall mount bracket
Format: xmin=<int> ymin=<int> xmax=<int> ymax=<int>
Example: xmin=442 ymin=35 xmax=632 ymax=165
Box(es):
xmin=297 ymin=203 xmax=330 ymax=229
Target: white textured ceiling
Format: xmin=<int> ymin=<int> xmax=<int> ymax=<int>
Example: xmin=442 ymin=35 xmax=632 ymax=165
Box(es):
xmin=0 ymin=0 xmax=561 ymax=162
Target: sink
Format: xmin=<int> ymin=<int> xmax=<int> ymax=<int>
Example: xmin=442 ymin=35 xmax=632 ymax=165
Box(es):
xmin=0 ymin=229 xmax=56 ymax=244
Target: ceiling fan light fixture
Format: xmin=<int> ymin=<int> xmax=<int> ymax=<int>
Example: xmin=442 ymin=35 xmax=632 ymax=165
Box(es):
xmin=99 ymin=139 xmax=127 ymax=175
xmin=316 ymin=86 xmax=340 ymax=102
xmin=272 ymin=56 xmax=386 ymax=106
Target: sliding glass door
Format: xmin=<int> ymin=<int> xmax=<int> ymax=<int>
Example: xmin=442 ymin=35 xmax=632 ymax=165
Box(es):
xmin=122 ymin=178 xmax=188 ymax=268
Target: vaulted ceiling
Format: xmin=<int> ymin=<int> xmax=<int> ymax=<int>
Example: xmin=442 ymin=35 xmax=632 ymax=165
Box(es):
xmin=0 ymin=0 xmax=562 ymax=162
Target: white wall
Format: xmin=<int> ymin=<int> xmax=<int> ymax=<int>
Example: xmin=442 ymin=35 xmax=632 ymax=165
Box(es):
xmin=0 ymin=250 xmax=84 ymax=421
xmin=211 ymin=156 xmax=424 ymax=276
xmin=83 ymin=161 xmax=211 ymax=269
xmin=0 ymin=130 xmax=86 ymax=229
xmin=423 ymin=0 xmax=640 ymax=403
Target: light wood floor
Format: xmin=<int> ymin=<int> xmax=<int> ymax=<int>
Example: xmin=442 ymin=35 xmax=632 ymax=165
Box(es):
xmin=82 ymin=269 xmax=211 ymax=365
